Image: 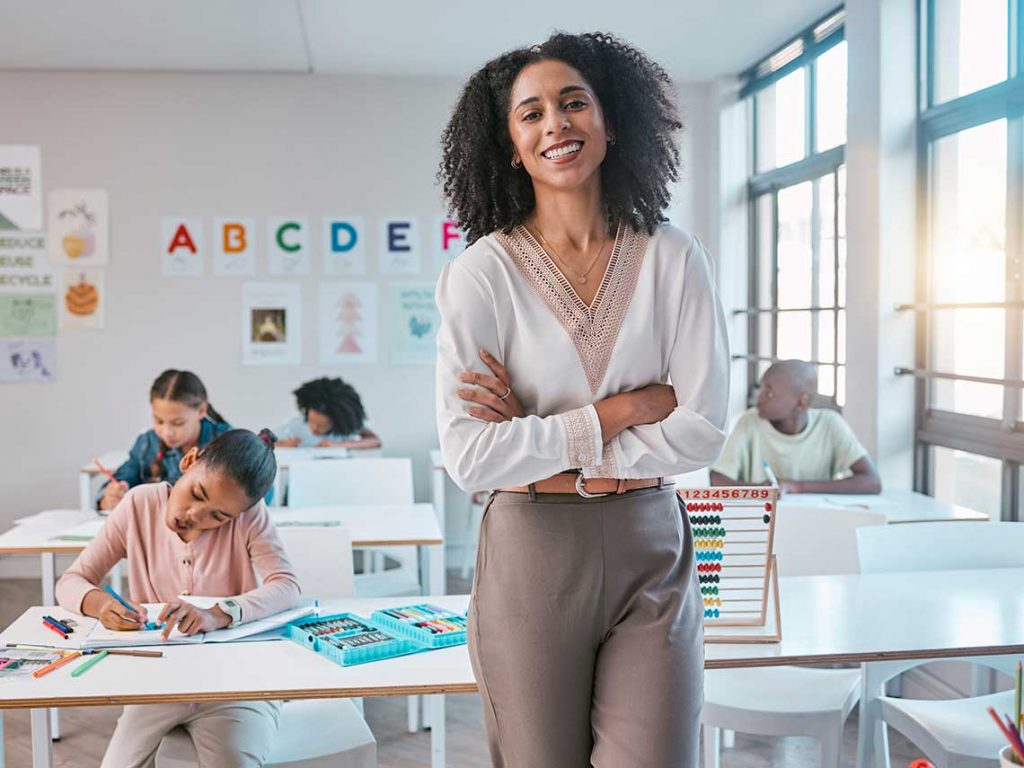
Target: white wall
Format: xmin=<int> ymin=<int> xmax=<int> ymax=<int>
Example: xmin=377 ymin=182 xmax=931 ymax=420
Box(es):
xmin=0 ymin=72 xmax=714 ymax=561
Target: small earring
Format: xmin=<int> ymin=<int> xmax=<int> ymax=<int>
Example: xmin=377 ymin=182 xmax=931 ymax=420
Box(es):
xmin=511 ymin=157 xmax=521 ymax=169
xmin=607 ymin=134 xmax=616 ymax=146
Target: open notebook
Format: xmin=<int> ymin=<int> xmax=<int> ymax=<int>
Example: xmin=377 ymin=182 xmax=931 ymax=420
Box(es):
xmin=12 ymin=599 xmax=313 ymax=650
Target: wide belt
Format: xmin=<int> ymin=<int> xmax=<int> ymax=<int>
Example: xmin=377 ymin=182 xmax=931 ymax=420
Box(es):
xmin=498 ymin=472 xmax=670 ymax=498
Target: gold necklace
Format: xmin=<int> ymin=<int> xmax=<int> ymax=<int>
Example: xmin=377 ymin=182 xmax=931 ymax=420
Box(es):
xmin=532 ymin=226 xmax=610 ymax=285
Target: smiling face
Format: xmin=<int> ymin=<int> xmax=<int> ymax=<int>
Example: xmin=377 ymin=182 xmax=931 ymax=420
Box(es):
xmin=507 ymin=59 xmax=610 ymax=194
xmin=165 ymin=455 xmax=252 ymax=539
xmin=151 ymin=397 xmax=206 ymax=451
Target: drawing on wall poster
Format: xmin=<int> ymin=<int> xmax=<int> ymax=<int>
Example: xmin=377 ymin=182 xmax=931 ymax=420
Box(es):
xmin=0 ymin=338 xmax=56 ymax=382
xmin=319 ymin=282 xmax=377 ymax=365
xmin=0 ymin=232 xmax=55 ymax=294
xmin=251 ymin=308 xmax=287 ymax=343
xmin=61 ymin=269 xmax=105 ymax=329
xmin=390 ymin=283 xmax=439 ymax=365
xmin=241 ymin=282 xmax=301 ymax=366
xmin=0 ymin=294 xmax=57 ymax=336
xmin=48 ymin=189 xmax=110 ymax=266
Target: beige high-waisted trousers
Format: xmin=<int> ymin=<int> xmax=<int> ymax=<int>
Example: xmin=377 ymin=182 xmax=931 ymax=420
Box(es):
xmin=468 ymin=486 xmax=703 ymax=767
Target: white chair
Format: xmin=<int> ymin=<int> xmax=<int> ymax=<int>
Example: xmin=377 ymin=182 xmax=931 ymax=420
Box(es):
xmin=287 ymin=458 xmax=421 ymax=597
xmin=287 ymin=458 xmax=422 ymax=733
xmin=702 ymin=505 xmax=887 ymax=768
xmin=155 ymin=526 xmax=376 ymax=768
xmin=855 ymin=521 xmax=1024 ymax=768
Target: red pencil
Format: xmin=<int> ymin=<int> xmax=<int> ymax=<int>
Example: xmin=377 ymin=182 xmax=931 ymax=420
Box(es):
xmin=92 ymin=456 xmax=120 ymax=485
xmin=988 ymin=707 xmax=1024 ymax=763
xmin=42 ymin=619 xmax=69 ymax=640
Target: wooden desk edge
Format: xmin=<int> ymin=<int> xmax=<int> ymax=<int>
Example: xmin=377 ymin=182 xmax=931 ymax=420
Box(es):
xmin=5 ymin=643 xmax=1023 ymax=710
xmin=0 ymin=545 xmax=87 ymax=555
xmin=0 ymin=682 xmax=481 ymax=710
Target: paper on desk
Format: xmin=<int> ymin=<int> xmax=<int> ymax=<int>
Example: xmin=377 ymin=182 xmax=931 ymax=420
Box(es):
xmin=0 ymin=648 xmax=64 ymax=683
xmin=5 ymin=602 xmax=314 ymax=650
xmin=50 ymin=518 xmax=105 ymax=541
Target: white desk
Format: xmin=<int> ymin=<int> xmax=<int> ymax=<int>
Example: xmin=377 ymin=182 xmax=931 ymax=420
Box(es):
xmin=78 ymin=446 xmax=381 ymax=513
xmin=5 ymin=570 xmax=1024 ymax=768
xmin=0 ymin=503 xmax=445 ymax=603
xmin=780 ymin=489 xmax=989 ymax=523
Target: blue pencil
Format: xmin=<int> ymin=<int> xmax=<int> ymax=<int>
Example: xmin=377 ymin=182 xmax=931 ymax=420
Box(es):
xmin=102 ymin=585 xmax=138 ymax=616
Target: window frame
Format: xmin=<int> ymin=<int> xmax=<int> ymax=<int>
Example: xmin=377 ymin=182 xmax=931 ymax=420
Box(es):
xmin=909 ymin=0 xmax=1024 ymax=520
xmin=740 ymin=7 xmax=848 ymax=407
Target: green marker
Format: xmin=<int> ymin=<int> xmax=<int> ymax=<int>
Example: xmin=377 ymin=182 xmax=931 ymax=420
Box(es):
xmin=71 ymin=650 xmax=108 ymax=677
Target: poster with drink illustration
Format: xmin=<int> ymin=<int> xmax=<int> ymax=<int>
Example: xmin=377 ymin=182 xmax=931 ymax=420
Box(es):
xmin=47 ymin=189 xmax=109 ymax=266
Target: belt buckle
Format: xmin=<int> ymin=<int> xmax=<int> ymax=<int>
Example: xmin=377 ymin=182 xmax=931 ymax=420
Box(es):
xmin=575 ymin=473 xmax=610 ymax=499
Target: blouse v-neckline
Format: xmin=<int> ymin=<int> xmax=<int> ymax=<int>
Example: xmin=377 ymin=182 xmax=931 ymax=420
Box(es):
xmin=517 ymin=224 xmax=620 ymax=314
xmin=492 ymin=223 xmax=649 ymax=394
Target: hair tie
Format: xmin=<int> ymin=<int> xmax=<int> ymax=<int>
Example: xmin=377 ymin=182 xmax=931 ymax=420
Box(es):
xmin=259 ymin=432 xmax=272 ymax=446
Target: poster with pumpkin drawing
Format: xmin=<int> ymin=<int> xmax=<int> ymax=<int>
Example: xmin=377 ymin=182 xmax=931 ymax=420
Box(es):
xmin=61 ymin=269 xmax=104 ymax=329
xmin=47 ymin=189 xmax=109 ymax=266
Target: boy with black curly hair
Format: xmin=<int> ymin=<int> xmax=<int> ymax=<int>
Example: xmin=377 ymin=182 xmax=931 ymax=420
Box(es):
xmin=276 ymin=376 xmax=380 ymax=449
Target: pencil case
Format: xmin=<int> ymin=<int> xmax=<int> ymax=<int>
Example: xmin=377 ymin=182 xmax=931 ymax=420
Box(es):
xmin=285 ymin=605 xmax=468 ymax=666
xmin=370 ymin=604 xmax=468 ymax=649
xmin=286 ymin=612 xmax=419 ymax=666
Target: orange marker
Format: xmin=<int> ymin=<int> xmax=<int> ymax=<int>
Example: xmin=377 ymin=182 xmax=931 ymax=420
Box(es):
xmin=33 ymin=651 xmax=82 ymax=678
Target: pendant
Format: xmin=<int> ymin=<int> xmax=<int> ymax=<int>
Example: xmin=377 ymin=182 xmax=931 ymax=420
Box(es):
xmin=578 ymin=276 xmax=587 ymax=284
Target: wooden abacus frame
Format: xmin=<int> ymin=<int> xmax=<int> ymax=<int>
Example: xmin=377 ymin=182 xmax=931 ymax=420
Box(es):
xmin=680 ymin=487 xmax=782 ymax=644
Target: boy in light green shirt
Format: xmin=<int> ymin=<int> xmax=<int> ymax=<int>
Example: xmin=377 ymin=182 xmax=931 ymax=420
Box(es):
xmin=710 ymin=360 xmax=882 ymax=494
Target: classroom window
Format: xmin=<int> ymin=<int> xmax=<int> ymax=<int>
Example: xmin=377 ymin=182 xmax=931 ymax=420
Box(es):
xmin=931 ymin=447 xmax=1003 ymax=521
xmin=930 ymin=0 xmax=1009 ymax=105
xmin=912 ymin=2 xmax=1024 ymax=521
xmin=741 ymin=8 xmax=847 ymax=408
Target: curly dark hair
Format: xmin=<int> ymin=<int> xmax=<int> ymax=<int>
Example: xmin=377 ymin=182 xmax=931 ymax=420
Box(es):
xmin=439 ymin=31 xmax=683 ymax=244
xmin=293 ymin=377 xmax=367 ymax=436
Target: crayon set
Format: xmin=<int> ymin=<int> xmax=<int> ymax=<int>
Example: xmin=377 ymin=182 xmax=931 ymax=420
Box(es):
xmin=371 ymin=604 xmax=468 ymax=649
xmin=285 ymin=604 xmax=468 ymax=667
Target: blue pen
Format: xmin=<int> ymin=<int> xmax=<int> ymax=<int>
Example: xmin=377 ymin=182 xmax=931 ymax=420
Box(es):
xmin=42 ymin=615 xmax=73 ymax=634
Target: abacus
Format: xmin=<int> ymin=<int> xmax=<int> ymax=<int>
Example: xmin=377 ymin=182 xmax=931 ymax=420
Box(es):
xmin=681 ymin=487 xmax=782 ymax=643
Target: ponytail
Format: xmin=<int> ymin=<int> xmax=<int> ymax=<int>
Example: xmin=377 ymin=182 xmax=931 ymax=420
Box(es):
xmin=198 ymin=428 xmax=278 ymax=505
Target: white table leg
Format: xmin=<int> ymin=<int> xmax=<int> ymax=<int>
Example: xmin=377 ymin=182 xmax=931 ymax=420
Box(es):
xmin=78 ymin=471 xmax=92 ymax=513
xmin=30 ymin=708 xmax=52 ymax=768
xmin=426 ymin=544 xmax=445 ymax=597
xmin=40 ymin=553 xmax=55 ymax=606
xmin=0 ymin=712 xmax=5 ymax=768
xmin=38 ymin=553 xmax=62 ymax=740
xmin=429 ymin=694 xmax=446 ymax=768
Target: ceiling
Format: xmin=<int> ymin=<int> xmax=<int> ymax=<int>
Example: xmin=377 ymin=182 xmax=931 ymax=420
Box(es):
xmin=0 ymin=0 xmax=840 ymax=82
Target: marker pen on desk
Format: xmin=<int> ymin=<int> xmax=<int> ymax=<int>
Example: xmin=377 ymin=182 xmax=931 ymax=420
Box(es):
xmin=762 ymin=460 xmax=780 ymax=488
xmin=42 ymin=619 xmax=69 ymax=639
xmin=33 ymin=652 xmax=81 ymax=678
xmin=71 ymin=651 xmax=108 ymax=677
xmin=42 ymin=615 xmax=73 ymax=634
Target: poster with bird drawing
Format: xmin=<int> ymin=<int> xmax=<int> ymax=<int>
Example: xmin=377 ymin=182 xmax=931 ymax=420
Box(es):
xmin=390 ymin=283 xmax=438 ymax=365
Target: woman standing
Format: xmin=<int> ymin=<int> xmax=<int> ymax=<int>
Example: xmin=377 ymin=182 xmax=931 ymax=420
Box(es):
xmin=436 ymin=32 xmax=729 ymax=767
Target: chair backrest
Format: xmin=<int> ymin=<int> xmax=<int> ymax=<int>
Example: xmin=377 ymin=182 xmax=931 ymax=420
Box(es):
xmin=277 ymin=525 xmax=355 ymax=599
xmin=773 ymin=505 xmax=887 ymax=577
xmin=287 ymin=457 xmax=414 ymax=507
xmin=671 ymin=467 xmax=710 ymax=489
xmin=857 ymin=521 xmax=1024 ymax=573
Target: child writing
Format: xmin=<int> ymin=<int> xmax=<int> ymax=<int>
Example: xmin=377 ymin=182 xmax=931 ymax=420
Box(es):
xmin=276 ymin=376 xmax=381 ymax=449
xmin=56 ymin=428 xmax=299 ymax=768
xmin=710 ymin=360 xmax=882 ymax=494
xmin=98 ymin=369 xmax=231 ymax=510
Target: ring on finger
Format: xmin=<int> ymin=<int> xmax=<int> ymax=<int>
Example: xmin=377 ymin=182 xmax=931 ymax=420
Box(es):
xmin=498 ymin=386 xmax=512 ymax=400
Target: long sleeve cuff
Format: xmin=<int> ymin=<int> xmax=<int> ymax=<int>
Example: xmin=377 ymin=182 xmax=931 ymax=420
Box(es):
xmin=559 ymin=404 xmax=603 ymax=469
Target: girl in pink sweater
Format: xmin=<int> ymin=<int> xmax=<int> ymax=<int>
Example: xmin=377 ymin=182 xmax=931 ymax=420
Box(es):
xmin=57 ymin=428 xmax=300 ymax=768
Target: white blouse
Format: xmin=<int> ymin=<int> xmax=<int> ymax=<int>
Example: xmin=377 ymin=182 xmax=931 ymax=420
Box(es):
xmin=435 ymin=223 xmax=730 ymax=492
